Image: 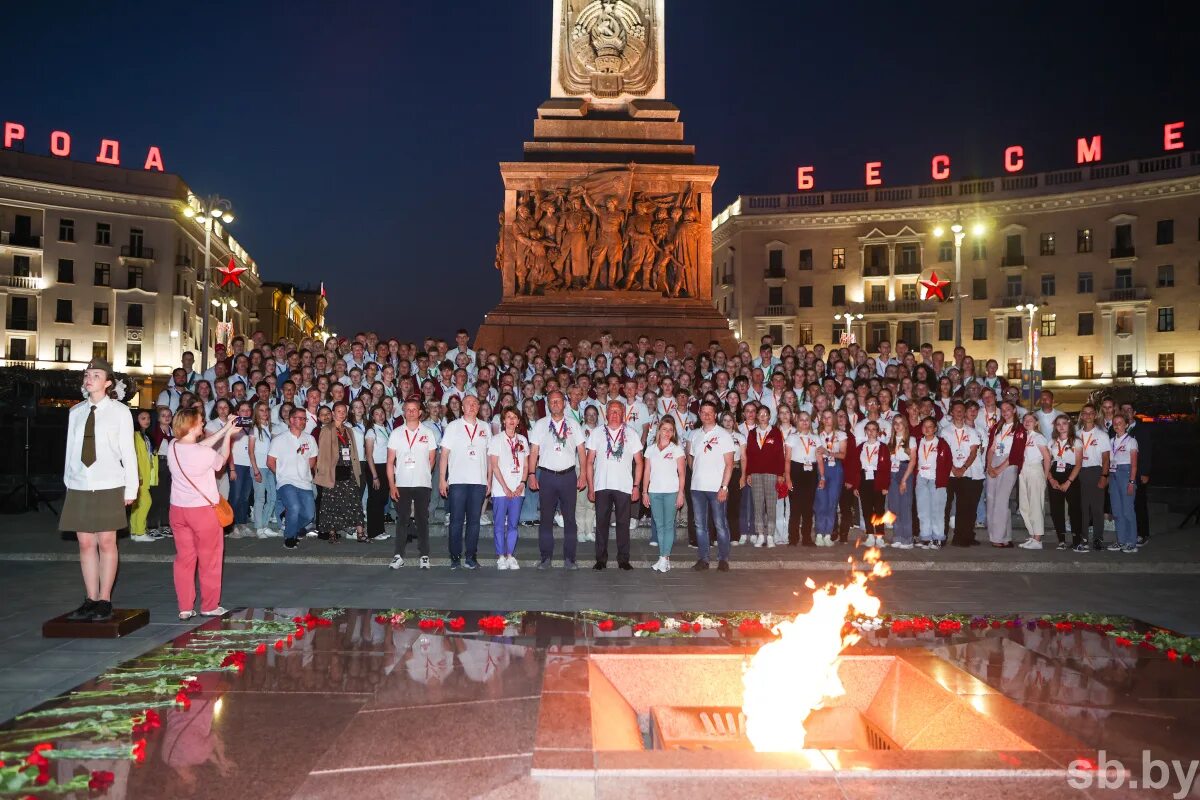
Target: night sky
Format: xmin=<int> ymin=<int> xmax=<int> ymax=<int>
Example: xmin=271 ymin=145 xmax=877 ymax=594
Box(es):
xmin=7 ymin=1 xmax=1198 ymax=339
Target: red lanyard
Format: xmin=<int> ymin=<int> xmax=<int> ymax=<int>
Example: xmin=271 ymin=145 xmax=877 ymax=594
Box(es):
xmin=863 ymin=444 xmax=878 ymax=466
xmin=797 ymin=435 xmax=814 ymax=459
xmin=507 ymin=436 xmax=521 ymax=469
xmin=922 ymin=441 xmax=937 ymax=462
xmin=403 ymin=427 xmax=421 ymax=449
xmin=464 ymin=423 xmax=481 ymax=444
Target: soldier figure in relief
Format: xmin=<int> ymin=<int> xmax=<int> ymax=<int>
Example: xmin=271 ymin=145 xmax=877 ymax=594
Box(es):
xmin=583 ymin=184 xmax=631 ymax=290
xmin=554 ymin=195 xmax=593 ymax=289
xmin=621 ymin=198 xmax=657 ymax=290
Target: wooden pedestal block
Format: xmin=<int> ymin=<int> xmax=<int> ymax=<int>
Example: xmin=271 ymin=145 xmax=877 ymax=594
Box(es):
xmin=42 ymin=608 xmax=150 ymax=639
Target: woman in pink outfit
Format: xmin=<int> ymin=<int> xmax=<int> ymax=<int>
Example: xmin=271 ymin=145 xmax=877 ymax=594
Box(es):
xmin=166 ymin=407 xmax=237 ymax=619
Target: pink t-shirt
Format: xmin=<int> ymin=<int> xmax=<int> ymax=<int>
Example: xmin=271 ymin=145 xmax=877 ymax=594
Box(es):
xmin=167 ymin=442 xmax=226 ymax=508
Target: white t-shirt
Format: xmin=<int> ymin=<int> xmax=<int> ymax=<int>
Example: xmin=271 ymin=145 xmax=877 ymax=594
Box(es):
xmin=442 ymin=417 xmax=492 ymax=486
xmin=942 ymin=424 xmax=984 ymax=480
xmin=365 ymin=424 xmax=392 ymax=465
xmin=268 ymin=430 xmax=318 ymax=490
xmin=819 ymin=430 xmax=847 ymax=467
xmin=889 ymin=436 xmax=916 ymax=473
xmin=853 ymin=417 xmax=892 ymax=444
xmin=249 ymin=424 xmax=282 ymax=469
xmin=231 ymin=426 xmax=252 ymax=467
xmin=387 ymin=424 xmax=436 ymax=489
xmin=728 ymin=430 xmax=746 ymax=464
xmin=858 ymin=439 xmax=883 ymax=480
xmin=529 ymin=415 xmax=585 ymax=472
xmin=487 ymin=433 xmax=529 ymax=496
xmin=1023 ymin=431 xmax=1048 ymax=466
xmin=1109 ymin=432 xmax=1138 ymax=467
xmin=916 ymin=436 xmax=940 ymax=480
xmin=990 ymin=422 xmax=1019 ymax=463
xmin=1033 ymin=407 xmax=1060 ymax=441
xmin=688 ymin=426 xmax=736 ymax=492
xmin=620 ymin=399 xmax=652 ymax=439
xmin=586 ymin=424 xmax=644 ymax=494
xmin=1049 ymin=436 xmax=1081 ymax=471
xmin=644 ymin=442 xmax=684 ymax=494
xmin=1078 ymin=427 xmax=1111 ymax=469
xmin=786 ymin=431 xmax=822 ymax=465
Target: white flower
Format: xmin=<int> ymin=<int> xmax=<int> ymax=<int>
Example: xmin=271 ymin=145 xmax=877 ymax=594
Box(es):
xmin=114 ymin=379 xmax=128 ymax=402
xmin=663 ymin=618 xmax=681 ymax=631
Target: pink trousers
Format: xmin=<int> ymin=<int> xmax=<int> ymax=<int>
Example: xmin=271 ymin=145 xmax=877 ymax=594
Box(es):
xmin=169 ymin=505 xmax=224 ymax=613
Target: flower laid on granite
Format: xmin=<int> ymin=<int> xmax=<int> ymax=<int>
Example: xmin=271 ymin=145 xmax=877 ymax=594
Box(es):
xmin=88 ymin=769 xmax=115 ymax=792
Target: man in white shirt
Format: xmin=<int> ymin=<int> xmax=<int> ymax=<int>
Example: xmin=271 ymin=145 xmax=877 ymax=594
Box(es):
xmin=941 ymin=400 xmax=984 ymax=547
xmin=267 ymin=407 xmax=318 ymax=549
xmin=687 ymin=401 xmax=736 ymax=570
xmin=387 ymin=398 xmax=438 ymax=569
xmin=156 ymin=368 xmax=189 ymax=413
xmin=439 ymin=395 xmax=490 ymax=570
xmin=528 ymin=390 xmax=587 ymax=569
xmin=1075 ymin=403 xmax=1111 ymax=552
xmin=447 ymin=329 xmax=477 ymax=377
xmin=59 ymin=358 xmax=138 ymax=622
xmin=586 ymin=400 xmax=644 ymax=570
xmin=619 ymin=378 xmax=651 ymax=441
xmin=1032 ymin=389 xmax=1061 ymax=441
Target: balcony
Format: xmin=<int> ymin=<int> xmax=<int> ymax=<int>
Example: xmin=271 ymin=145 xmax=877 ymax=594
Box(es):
xmin=859 ymin=299 xmax=925 ymax=315
xmin=863 ymin=264 xmax=889 ymax=277
xmin=893 ymin=261 xmax=922 ymax=275
xmin=755 ymin=303 xmax=796 ymax=318
xmin=1000 ymin=255 xmax=1027 ymax=267
xmin=1099 ymin=287 xmax=1150 ymax=303
xmin=175 ymin=254 xmax=193 ymax=268
xmin=990 ymin=294 xmax=1038 ymax=309
xmin=6 ymin=315 xmax=37 ymax=331
xmin=120 ymin=245 xmax=155 ymax=264
xmin=1109 ymin=246 xmax=1136 ymax=261
xmin=0 ymin=275 xmax=40 ymax=290
xmin=1 ymin=232 xmax=42 ymax=249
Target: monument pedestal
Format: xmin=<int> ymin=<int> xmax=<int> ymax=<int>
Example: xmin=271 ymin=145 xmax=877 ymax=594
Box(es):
xmin=475 ymin=291 xmax=735 ymax=352
xmin=42 ymin=608 xmax=150 ymax=639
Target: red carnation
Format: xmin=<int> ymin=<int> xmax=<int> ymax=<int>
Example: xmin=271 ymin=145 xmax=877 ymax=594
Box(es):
xmin=990 ymin=620 xmax=1003 ymax=629
xmin=374 ymin=615 xmax=387 ymax=624
xmin=131 ymin=739 xmax=147 ymax=764
xmin=294 ymin=627 xmax=305 ymax=639
xmin=1114 ymin=637 xmax=1132 ymax=647
xmin=449 ymin=616 xmax=467 ymax=632
xmin=1167 ymin=649 xmax=1179 ymax=661
xmin=255 ymin=643 xmax=267 ymax=655
xmin=274 ymin=639 xmax=285 ymax=651
xmin=597 ymin=619 xmax=615 ymax=632
xmin=175 ymin=691 xmax=191 ymax=710
xmin=292 ymin=616 xmax=304 ymax=624
xmin=1055 ymin=621 xmax=1073 ymax=632
xmin=88 ymin=770 xmax=116 ymax=792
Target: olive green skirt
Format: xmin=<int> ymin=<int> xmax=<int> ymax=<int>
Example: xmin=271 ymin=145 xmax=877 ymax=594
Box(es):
xmin=59 ymin=488 xmax=128 ymax=533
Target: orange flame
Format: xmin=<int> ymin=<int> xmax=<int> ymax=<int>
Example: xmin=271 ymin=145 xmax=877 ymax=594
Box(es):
xmin=870 ymin=511 xmax=896 ymax=527
xmin=741 ymin=548 xmax=890 ymax=752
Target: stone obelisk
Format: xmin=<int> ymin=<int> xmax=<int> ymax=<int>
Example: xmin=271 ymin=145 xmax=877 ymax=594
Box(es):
xmin=474 ymin=0 xmax=733 ymax=352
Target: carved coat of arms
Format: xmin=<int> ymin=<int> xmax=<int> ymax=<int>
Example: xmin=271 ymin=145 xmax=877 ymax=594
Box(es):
xmin=561 ymin=0 xmax=658 ymax=98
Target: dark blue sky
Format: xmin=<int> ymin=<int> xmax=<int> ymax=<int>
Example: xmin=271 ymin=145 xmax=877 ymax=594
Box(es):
xmin=6 ymin=1 xmax=1198 ymax=338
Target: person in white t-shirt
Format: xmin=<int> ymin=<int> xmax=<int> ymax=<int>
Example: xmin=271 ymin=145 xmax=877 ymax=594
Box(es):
xmin=784 ymin=411 xmax=825 ymax=547
xmin=641 ymin=415 xmax=686 ymax=572
xmin=1075 ymin=404 xmax=1112 ymax=551
xmin=1107 ymin=412 xmax=1140 ymax=553
xmin=686 ymin=401 xmax=737 ymax=569
xmin=267 ymin=407 xmax=318 ymax=548
xmin=227 ymin=400 xmax=256 ymax=538
xmin=386 ymin=397 xmax=437 ymax=570
xmin=527 ymin=390 xmax=587 ymax=569
xmin=439 ymin=395 xmax=491 ymax=569
xmin=941 ymin=400 xmax=983 ymax=547
xmin=1032 ymin=390 xmax=1061 ymax=442
xmin=245 ymin=401 xmax=282 ymax=538
xmin=363 ymin=405 xmax=395 ymax=542
xmin=1017 ymin=413 xmax=1052 ymax=549
xmin=585 ymin=400 xmax=644 ymax=570
xmin=487 ymin=408 xmax=528 ymax=570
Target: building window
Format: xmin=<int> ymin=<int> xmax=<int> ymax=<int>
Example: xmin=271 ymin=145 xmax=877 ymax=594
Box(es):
xmin=94 ymin=262 xmax=111 ymax=286
xmin=55 ymin=299 xmax=72 ymax=323
xmin=1158 ymin=353 xmax=1174 ymax=375
xmin=898 ymin=243 xmax=919 ymax=268
xmin=798 ymin=249 xmax=813 ymax=271
xmin=54 ymin=338 xmax=71 ymax=362
xmin=1078 ymin=355 xmax=1094 ymax=379
xmin=798 ymin=323 xmax=813 ymax=345
xmin=768 ymin=324 xmax=784 ymax=343
xmin=767 ymin=286 xmax=783 ymax=306
xmin=1041 ymin=357 xmax=1056 ymax=380
xmin=899 ymin=321 xmax=918 ymax=344
xmin=900 ymin=282 xmax=917 ymax=301
xmin=1078 ymin=312 xmax=1094 ymax=335
xmin=1077 ymin=272 xmax=1093 ymax=293
xmin=972 ymin=318 xmax=987 ymax=341
xmin=971 ymin=240 xmax=987 ymax=261
xmin=938 ymin=319 xmax=953 ymax=341
xmin=1156 ymin=219 xmax=1174 ymax=245
xmin=1157 ymin=307 xmax=1174 ymax=332
xmin=972 ymin=278 xmax=987 ymax=300
xmin=1115 ymin=310 xmax=1133 ymax=335
xmin=95 ymin=223 xmax=111 ymax=246
xmin=798 ymin=285 xmax=813 ymax=307
xmin=13 ymin=255 xmax=30 ymax=278
xmin=1157 ymin=264 xmax=1174 ymax=287
xmin=831 ymin=247 xmax=846 ymax=270
xmin=1006 ymin=316 xmax=1023 ymax=340
xmin=1005 ymin=275 xmax=1023 ymax=297
xmin=869 ymin=284 xmax=886 ymax=302
xmin=1039 ymin=232 xmax=1055 ymax=256
xmin=126 ymin=344 xmax=142 ymax=368
xmin=832 ymin=284 xmax=846 ymax=306
xmin=767 ymin=249 xmax=784 ymax=275
xmin=93 ymin=304 xmax=109 ymax=325
xmin=1007 ymin=359 xmax=1023 ymax=380
xmin=831 ymin=324 xmax=844 ymax=343
xmin=57 ymin=259 xmax=74 ymax=283
xmin=1077 ymin=228 xmax=1093 ymax=253
xmin=127 ymin=266 xmax=144 ymax=290
xmin=1113 ymin=223 xmax=1134 ymax=255
xmin=1041 ymin=274 xmax=1055 ymax=296
xmin=1004 ymin=234 xmax=1023 ymax=265
xmin=127 ymin=303 xmax=143 ymax=327
xmin=938 ymin=241 xmax=953 ymax=262
xmin=92 ymin=342 xmax=108 ymax=361
xmin=1040 ymin=313 xmax=1056 ymax=336
xmin=59 ymin=219 xmax=75 ymax=242
xmin=1115 ymin=268 xmax=1133 ymax=290
xmin=1116 ymin=354 xmax=1133 ymax=377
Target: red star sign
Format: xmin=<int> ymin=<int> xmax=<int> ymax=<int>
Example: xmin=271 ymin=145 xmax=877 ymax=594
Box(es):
xmin=217 ymin=256 xmax=246 ymax=288
xmin=920 ymin=271 xmax=950 ymax=301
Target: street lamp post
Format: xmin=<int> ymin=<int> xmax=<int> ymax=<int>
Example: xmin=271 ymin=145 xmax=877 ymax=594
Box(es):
xmin=183 ymin=195 xmax=235 ymax=376
xmin=834 ymin=311 xmax=863 ymax=345
xmin=211 ymin=296 xmax=239 ymax=349
xmin=1016 ymin=302 xmax=1040 ymax=411
xmin=932 ymin=218 xmax=987 ymax=350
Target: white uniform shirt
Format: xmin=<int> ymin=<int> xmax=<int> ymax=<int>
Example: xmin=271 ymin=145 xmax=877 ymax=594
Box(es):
xmin=63 ymin=396 xmax=138 ymax=501
xmin=366 ymin=424 xmax=392 ymax=465
xmin=786 ymin=431 xmax=822 ymax=466
xmin=1049 ymin=436 xmax=1081 ymax=471
xmin=890 ymin=436 xmax=916 ymax=474
xmin=586 ymin=424 xmax=643 ymax=494
xmin=729 ymin=429 xmax=746 ymax=464
xmin=854 ymin=417 xmax=892 ymax=445
xmin=268 ymin=430 xmax=318 ymax=491
xmin=441 ymin=417 xmax=491 ymax=486
xmin=620 ymin=399 xmax=652 ymax=439
xmin=231 ymin=425 xmax=252 ymax=467
xmin=941 ymin=424 xmax=984 ymax=480
xmin=688 ymin=426 xmax=736 ymax=492
xmin=644 ymin=442 xmax=683 ymax=493
xmin=530 ymin=415 xmax=584 ymax=472
xmin=487 ymin=433 xmax=528 ymax=496
xmin=1109 ymin=433 xmax=1138 ymax=467
xmin=1078 ymin=427 xmax=1111 ymax=469
xmin=387 ymin=424 xmax=436 ymax=489
xmin=916 ymin=436 xmax=940 ymax=480
xmin=820 ymin=430 xmax=848 ymax=467
xmin=1033 ymin=407 xmax=1060 ymax=441
xmin=1023 ymin=431 xmax=1048 ymax=467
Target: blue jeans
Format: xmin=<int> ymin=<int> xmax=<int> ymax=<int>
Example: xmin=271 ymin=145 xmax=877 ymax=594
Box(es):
xmin=251 ymin=469 xmax=277 ymax=530
xmin=520 ymin=488 xmax=540 ymax=523
xmin=1108 ymin=464 xmax=1137 ymax=546
xmin=739 ymin=484 xmax=753 ymax=536
xmin=649 ymin=492 xmax=678 ymax=555
xmin=447 ymin=483 xmax=486 ymax=561
xmin=231 ymin=464 xmax=254 ymax=524
xmin=493 ymin=495 xmax=522 ymax=555
xmin=887 ymin=470 xmax=915 ymax=544
xmin=690 ymin=490 xmax=731 ymax=562
xmin=915 ymin=477 xmax=946 ymax=541
xmin=278 ymin=484 xmax=316 ymax=541
xmin=815 ymin=461 xmax=843 ymax=536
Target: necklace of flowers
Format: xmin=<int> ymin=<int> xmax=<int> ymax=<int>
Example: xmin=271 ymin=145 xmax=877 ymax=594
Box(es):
xmin=550 ymin=416 xmax=569 ymax=446
xmin=604 ymin=425 xmax=626 ymax=459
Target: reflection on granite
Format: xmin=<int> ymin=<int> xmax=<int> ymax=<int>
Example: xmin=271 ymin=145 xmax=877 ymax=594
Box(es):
xmin=1 ymin=609 xmax=1197 ymax=798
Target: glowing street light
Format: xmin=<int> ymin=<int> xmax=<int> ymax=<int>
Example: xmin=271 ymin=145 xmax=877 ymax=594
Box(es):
xmin=931 ymin=215 xmax=987 ymax=349
xmin=183 ymin=194 xmax=235 ymax=374
xmin=834 ymin=311 xmax=863 ymax=344
xmin=1016 ymin=302 xmax=1041 ymax=411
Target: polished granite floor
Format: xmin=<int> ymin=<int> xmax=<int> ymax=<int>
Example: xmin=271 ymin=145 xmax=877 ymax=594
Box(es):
xmin=1 ymin=609 xmax=1197 ymax=799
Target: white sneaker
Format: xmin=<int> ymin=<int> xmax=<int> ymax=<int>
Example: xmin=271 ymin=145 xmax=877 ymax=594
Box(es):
xmin=389 ymin=555 xmax=404 ymax=570
xmin=649 ymin=540 xmax=658 ymax=548
xmin=508 ymin=555 xmax=520 ymax=570
xmin=651 ymin=556 xmax=665 ymax=572
xmin=892 ymin=542 xmax=913 ymax=550
xmin=765 ymin=537 xmax=775 ymax=549
xmin=1020 ymin=539 xmax=1043 ymax=550
xmin=554 ymin=512 xmax=565 ymax=527
xmin=662 ymin=557 xmax=671 ymax=572
xmin=419 ymin=556 xmax=431 ymax=570
xmin=734 ymin=535 xmax=746 ymax=546
xmin=130 ymin=533 xmax=158 ymax=543
xmin=497 ymin=556 xmax=509 ymax=570
xmin=821 ymin=534 xmax=833 ymax=546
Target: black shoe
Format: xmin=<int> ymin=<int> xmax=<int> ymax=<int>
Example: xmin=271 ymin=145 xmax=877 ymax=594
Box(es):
xmin=717 ymin=560 xmax=730 ymax=571
xmin=66 ymin=598 xmax=97 ymax=622
xmin=537 ymin=559 xmax=551 ymax=570
xmin=618 ymin=561 xmax=633 ymax=571
xmin=1092 ymin=540 xmax=1104 ymax=551
xmin=692 ymin=560 xmax=709 ymax=571
xmin=464 ymin=558 xmax=479 ymax=570
xmin=1136 ymin=536 xmax=1148 ymax=547
xmin=449 ymin=558 xmax=461 ymax=570
xmin=284 ymin=537 xmax=298 ymax=549
xmin=88 ymin=600 xmax=113 ymax=622
xmin=930 ymin=541 xmax=944 ymax=550
xmin=593 ymin=561 xmax=607 ymax=571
